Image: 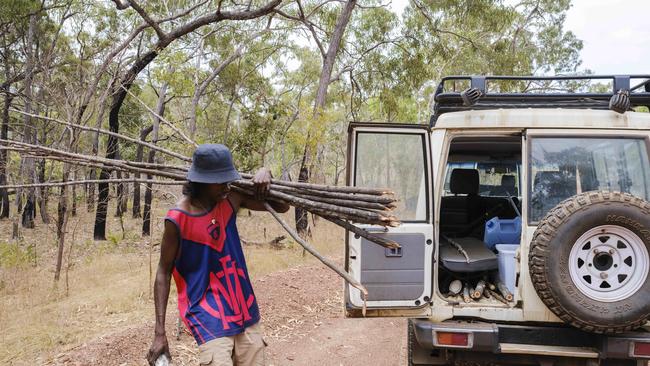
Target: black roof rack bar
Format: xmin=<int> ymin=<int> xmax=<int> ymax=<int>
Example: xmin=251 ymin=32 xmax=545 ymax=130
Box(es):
xmin=430 ymin=75 xmax=650 ymax=127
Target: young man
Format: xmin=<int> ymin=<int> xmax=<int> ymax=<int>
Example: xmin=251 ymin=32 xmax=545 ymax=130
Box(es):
xmin=147 ymin=144 xmax=289 ymax=366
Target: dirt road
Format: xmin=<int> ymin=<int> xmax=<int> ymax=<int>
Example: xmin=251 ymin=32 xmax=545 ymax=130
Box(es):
xmin=48 ymin=259 xmax=406 ymax=366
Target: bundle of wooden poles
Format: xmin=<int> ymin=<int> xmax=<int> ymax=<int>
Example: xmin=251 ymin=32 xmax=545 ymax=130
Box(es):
xmin=0 ymin=137 xmax=401 ymax=250
xmin=1 ymin=109 xmax=403 ymax=314
xmin=446 ymin=277 xmax=514 ymax=305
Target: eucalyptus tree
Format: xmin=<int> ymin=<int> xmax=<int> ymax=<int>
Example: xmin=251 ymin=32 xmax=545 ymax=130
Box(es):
xmin=91 ymin=0 xmax=282 ymax=240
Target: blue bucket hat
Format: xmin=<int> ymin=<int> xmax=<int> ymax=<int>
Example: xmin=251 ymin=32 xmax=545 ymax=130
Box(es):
xmin=187 ymin=144 xmax=241 ymax=184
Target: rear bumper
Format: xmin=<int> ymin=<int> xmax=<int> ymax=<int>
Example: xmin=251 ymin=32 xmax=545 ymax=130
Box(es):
xmin=412 ymin=319 xmax=650 ymax=360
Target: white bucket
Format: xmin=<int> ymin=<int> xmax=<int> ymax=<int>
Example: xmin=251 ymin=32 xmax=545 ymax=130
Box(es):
xmin=495 ymin=244 xmax=519 ymax=294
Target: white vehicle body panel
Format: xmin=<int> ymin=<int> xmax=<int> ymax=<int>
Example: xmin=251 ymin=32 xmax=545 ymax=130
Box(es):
xmin=346 ymin=109 xmax=650 ymax=325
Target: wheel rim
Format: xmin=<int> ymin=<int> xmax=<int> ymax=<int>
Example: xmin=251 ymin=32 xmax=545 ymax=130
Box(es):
xmin=569 ymin=225 xmax=649 ymax=302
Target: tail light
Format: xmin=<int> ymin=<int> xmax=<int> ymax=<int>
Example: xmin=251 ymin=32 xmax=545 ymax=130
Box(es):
xmin=434 ymin=331 xmax=472 ymax=348
xmin=631 ymin=342 xmax=650 ymax=358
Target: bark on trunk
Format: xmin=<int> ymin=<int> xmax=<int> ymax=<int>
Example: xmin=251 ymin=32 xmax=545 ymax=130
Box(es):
xmin=91 ymin=0 xmax=281 ymax=239
xmin=294 ymin=164 xmax=310 ymax=237
xmin=132 ymin=125 xmax=152 ymax=218
xmin=19 ymin=13 xmax=38 ymax=229
xmin=94 ymin=50 xmax=157 ymax=240
xmin=87 ymin=82 xmax=113 ymax=213
xmin=115 ymin=152 xmax=125 ymax=217
xmin=119 ymin=171 xmax=129 ymax=215
xmin=37 ymin=157 xmax=49 ymax=223
xmin=313 ymin=0 xmax=357 ymax=112
xmin=296 ymin=0 xmax=357 ymax=235
xmin=0 ymin=89 xmax=11 ymax=219
xmin=54 ymin=164 xmax=70 ymax=281
xmin=142 ymin=79 xmax=168 ymax=236
xmin=71 ymin=169 xmax=77 ymax=216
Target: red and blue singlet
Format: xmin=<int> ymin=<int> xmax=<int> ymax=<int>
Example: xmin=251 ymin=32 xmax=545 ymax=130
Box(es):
xmin=165 ymin=199 xmax=260 ymax=344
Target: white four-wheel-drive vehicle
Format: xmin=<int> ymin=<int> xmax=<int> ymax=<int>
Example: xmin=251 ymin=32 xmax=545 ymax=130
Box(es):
xmin=343 ymin=75 xmax=650 ymax=365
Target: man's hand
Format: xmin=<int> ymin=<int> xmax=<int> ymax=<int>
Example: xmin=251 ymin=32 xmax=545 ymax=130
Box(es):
xmin=147 ymin=333 xmax=170 ymax=366
xmin=252 ymin=167 xmax=272 ymax=200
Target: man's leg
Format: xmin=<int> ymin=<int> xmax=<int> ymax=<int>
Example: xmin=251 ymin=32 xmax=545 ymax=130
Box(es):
xmin=233 ymin=323 xmax=266 ymax=366
xmin=198 ymin=336 xmax=235 ymax=366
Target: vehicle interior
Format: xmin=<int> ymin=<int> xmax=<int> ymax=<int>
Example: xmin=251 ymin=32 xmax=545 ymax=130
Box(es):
xmin=438 ymin=135 xmax=523 ymax=305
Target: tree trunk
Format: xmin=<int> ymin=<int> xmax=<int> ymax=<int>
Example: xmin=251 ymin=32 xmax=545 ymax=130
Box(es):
xmin=296 ymin=0 xmax=357 ymax=235
xmin=143 ymin=78 xmax=168 ymax=236
xmin=115 ymin=152 xmax=125 ymax=217
xmin=19 ymin=13 xmax=38 ymax=229
xmin=71 ymin=169 xmax=77 ymax=216
xmin=313 ymin=0 xmax=357 ymax=112
xmin=91 ymin=0 xmax=281 ymax=239
xmin=133 ymin=125 xmax=153 ymax=218
xmin=0 ymin=89 xmax=11 ymax=219
xmin=94 ymin=50 xmax=157 ymax=240
xmin=119 ymin=171 xmax=129 ymax=215
xmin=87 ymin=88 xmax=112 ymax=213
xmin=37 ymin=157 xmax=49 ymax=223
xmin=294 ymin=164 xmax=310 ymax=237
xmin=54 ymin=164 xmax=70 ymax=281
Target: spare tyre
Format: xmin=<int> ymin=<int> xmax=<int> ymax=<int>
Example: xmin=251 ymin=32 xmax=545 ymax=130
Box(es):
xmin=529 ymin=191 xmax=650 ymax=334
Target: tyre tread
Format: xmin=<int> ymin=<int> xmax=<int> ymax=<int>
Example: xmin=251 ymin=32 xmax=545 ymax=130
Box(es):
xmin=529 ymin=191 xmax=650 ymax=334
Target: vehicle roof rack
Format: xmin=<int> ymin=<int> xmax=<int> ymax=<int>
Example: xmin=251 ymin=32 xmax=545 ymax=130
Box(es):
xmin=430 ymin=75 xmax=650 ymax=127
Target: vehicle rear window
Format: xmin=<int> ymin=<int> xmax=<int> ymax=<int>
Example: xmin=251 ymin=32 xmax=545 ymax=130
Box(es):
xmin=529 ymin=137 xmax=650 ymax=223
xmin=355 ymin=132 xmax=427 ymax=221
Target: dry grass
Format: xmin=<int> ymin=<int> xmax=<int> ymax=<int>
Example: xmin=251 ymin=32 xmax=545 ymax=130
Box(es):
xmin=0 ymin=191 xmax=343 ymax=365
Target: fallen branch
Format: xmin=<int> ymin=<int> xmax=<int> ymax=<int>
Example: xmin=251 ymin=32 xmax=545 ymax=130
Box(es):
xmin=264 ymin=202 xmax=368 ymax=316
xmin=241 ymin=235 xmax=286 ymax=249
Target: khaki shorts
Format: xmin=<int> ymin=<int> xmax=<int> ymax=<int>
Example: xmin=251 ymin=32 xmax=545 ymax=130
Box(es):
xmin=198 ymin=323 xmax=267 ymax=366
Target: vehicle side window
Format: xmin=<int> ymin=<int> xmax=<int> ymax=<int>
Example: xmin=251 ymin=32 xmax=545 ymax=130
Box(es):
xmin=529 ymin=137 xmax=650 ymax=223
xmin=443 ymin=163 xmax=520 ymax=197
xmin=355 ymin=132 xmax=427 ymax=221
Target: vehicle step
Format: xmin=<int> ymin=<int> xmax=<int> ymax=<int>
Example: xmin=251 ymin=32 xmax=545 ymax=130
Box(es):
xmin=498 ymin=343 xmax=599 ymax=358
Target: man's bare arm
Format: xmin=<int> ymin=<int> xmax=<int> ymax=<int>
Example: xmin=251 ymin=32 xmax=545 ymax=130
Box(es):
xmin=231 ymin=167 xmax=290 ymax=213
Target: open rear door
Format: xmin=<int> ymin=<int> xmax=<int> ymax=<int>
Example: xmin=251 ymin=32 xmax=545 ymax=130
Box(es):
xmin=345 ymin=123 xmax=434 ymax=316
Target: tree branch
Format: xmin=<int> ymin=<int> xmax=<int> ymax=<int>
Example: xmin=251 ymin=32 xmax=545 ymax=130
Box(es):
xmin=110 ymin=0 xmax=130 ymax=10
xmin=127 ymin=0 xmax=168 ymax=40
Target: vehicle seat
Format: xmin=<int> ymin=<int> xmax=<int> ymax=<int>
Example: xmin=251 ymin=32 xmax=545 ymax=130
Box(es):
xmin=439 ymin=237 xmax=499 ymax=272
xmin=439 ymin=169 xmax=482 ymax=236
xmin=439 ymin=169 xmax=498 ymax=272
xmin=491 ymin=174 xmax=518 ymax=196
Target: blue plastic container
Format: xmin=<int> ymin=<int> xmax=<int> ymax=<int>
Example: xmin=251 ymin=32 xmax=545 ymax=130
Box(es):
xmin=483 ymin=216 xmax=522 ymax=250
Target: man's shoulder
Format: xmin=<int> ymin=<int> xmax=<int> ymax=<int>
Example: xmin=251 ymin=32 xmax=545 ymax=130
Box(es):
xmin=174 ymin=197 xmax=192 ymax=211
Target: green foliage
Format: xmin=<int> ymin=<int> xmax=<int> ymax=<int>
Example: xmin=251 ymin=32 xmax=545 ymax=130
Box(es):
xmin=0 ymin=241 xmax=33 ymax=269
xmin=1 ymin=0 xmax=593 ymax=199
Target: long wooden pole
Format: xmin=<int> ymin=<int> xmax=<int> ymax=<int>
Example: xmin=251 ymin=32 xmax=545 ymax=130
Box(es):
xmin=240 ymin=172 xmax=392 ymax=196
xmin=321 ymin=215 xmax=400 ymax=249
xmin=8 ymin=108 xmax=192 ymax=162
xmin=0 ymin=178 xmax=183 ymax=189
xmin=264 ymin=202 xmax=367 ymax=316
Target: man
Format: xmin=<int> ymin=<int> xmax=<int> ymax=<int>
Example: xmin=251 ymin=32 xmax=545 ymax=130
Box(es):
xmin=147 ymin=144 xmax=289 ymax=365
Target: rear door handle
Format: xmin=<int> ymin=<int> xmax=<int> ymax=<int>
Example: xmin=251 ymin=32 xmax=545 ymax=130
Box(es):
xmin=385 ymin=247 xmax=403 ymax=257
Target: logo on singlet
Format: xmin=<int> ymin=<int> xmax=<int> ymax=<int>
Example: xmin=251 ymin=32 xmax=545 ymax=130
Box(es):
xmin=207 ymin=220 xmax=221 ymax=241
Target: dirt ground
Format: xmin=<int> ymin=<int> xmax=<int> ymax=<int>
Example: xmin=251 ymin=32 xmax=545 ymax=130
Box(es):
xmin=44 ymin=258 xmax=406 ymax=366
